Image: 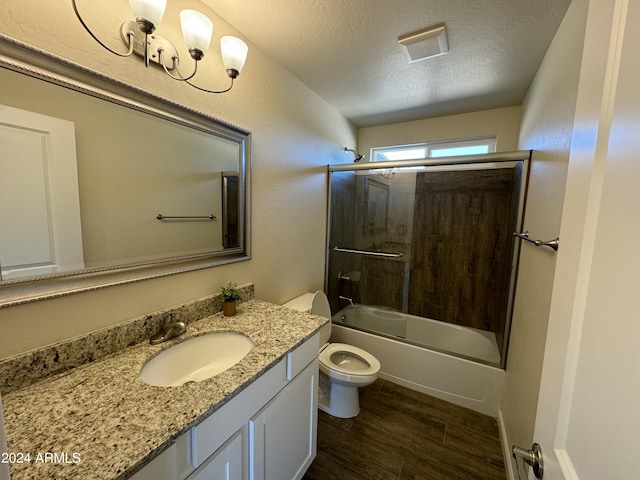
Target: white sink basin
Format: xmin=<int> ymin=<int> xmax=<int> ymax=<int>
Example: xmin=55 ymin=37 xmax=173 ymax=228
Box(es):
xmin=140 ymin=332 xmax=252 ymax=387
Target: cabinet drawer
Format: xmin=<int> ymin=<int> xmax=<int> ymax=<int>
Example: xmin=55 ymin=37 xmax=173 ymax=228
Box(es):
xmin=191 ymin=358 xmax=287 ymax=467
xmin=287 ymin=333 xmax=319 ymax=380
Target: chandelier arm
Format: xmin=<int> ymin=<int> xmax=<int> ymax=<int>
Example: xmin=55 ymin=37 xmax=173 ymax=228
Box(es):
xmin=185 ymin=77 xmax=234 ymax=94
xmin=143 ymin=32 xmax=150 ymax=67
xmin=158 ymin=49 xmax=198 ymax=81
xmin=71 ymin=0 xmax=135 ymax=57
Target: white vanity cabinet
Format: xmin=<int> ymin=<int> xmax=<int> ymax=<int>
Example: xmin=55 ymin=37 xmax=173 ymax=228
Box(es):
xmin=249 ymin=360 xmax=318 ymax=480
xmin=1 ymin=394 xmax=10 ymax=480
xmin=131 ymin=332 xmax=319 ymax=480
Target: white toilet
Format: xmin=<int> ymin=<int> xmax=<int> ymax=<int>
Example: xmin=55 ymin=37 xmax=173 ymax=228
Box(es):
xmin=283 ymin=291 xmax=381 ymax=418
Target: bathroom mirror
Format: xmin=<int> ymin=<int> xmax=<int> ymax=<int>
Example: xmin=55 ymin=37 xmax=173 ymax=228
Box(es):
xmin=0 ymin=35 xmax=251 ymax=307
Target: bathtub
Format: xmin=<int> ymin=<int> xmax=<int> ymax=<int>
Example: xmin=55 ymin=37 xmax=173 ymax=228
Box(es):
xmin=333 ymin=304 xmax=501 ymax=364
xmin=331 ymin=305 xmax=505 ymax=416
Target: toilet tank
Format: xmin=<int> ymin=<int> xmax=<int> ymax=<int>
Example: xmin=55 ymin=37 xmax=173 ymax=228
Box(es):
xmin=283 ymin=292 xmax=331 ymax=345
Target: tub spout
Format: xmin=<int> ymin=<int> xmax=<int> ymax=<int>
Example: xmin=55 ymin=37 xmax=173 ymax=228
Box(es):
xmin=339 ymin=295 xmax=354 ymax=306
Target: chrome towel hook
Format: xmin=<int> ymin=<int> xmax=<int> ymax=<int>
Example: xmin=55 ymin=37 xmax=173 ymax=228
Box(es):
xmin=513 ymin=231 xmax=559 ymax=251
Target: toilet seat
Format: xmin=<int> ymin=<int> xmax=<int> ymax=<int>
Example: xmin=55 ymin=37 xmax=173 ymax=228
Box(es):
xmin=319 ymin=343 xmax=381 ymax=381
xmin=283 ymin=291 xmax=381 ymax=417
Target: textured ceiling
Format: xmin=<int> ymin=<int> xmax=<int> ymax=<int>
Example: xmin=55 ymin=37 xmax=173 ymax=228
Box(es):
xmin=203 ymin=0 xmax=572 ymax=127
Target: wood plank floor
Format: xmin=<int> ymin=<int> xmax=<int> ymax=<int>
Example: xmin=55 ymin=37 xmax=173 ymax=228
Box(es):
xmin=303 ymin=379 xmax=506 ymax=480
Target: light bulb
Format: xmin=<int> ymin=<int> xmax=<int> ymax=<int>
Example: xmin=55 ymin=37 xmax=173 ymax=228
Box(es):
xmin=180 ymin=10 xmax=213 ymax=59
xmin=129 ymin=0 xmax=167 ymax=29
xmin=220 ymin=36 xmax=248 ymax=77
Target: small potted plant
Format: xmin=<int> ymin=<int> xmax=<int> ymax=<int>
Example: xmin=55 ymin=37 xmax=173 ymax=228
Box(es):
xmin=221 ymin=282 xmax=242 ymax=316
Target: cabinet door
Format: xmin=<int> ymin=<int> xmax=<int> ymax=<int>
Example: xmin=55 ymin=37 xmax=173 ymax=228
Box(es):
xmin=249 ymin=359 xmax=318 ymax=480
xmin=129 ymin=433 xmax=193 ymax=480
xmin=188 ymin=429 xmax=244 ymax=480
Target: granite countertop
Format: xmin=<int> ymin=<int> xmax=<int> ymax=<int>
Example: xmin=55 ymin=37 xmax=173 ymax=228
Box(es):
xmin=2 ymin=300 xmax=326 ymax=480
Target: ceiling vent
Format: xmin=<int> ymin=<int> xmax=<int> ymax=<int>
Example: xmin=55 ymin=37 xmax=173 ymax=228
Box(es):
xmin=398 ymin=24 xmax=448 ymax=63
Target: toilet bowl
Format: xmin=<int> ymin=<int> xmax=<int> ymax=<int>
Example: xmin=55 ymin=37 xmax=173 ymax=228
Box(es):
xmin=283 ymin=291 xmax=381 ymax=418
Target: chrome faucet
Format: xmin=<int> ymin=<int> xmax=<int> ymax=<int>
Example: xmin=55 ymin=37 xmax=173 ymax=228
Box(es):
xmin=150 ymin=313 xmax=186 ymax=345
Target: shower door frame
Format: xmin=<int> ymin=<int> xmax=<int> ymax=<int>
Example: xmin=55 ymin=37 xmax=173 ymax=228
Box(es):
xmin=325 ymin=150 xmax=532 ymax=369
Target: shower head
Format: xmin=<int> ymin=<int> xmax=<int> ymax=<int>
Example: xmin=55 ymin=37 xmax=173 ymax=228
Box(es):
xmin=344 ymin=147 xmax=365 ymax=162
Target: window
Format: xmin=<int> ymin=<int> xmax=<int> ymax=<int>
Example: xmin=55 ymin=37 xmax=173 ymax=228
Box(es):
xmin=372 ymin=137 xmax=496 ymax=162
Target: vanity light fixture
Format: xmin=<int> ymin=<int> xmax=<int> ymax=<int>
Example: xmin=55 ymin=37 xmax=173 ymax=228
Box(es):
xmin=72 ymin=0 xmax=248 ymax=93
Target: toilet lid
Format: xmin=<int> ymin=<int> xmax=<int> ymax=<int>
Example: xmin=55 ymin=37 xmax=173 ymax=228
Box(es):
xmin=311 ymin=291 xmax=332 ymax=319
xmin=311 ymin=291 xmax=332 ymax=345
xmin=319 ymin=343 xmax=381 ymax=377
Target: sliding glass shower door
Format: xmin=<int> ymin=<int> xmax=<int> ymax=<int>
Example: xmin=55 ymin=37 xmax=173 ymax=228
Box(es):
xmin=326 ymin=152 xmax=530 ymax=368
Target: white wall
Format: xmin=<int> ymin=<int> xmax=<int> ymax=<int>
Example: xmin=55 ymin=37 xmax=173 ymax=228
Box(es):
xmin=358 ymin=105 xmax=522 ymax=158
xmin=500 ymin=0 xmax=589 ymax=476
xmin=533 ymin=0 xmax=640 ymax=475
xmin=0 ymin=0 xmax=356 ymax=358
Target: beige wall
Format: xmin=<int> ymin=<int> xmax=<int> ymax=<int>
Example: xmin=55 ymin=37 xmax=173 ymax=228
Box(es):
xmin=358 ymin=105 xmax=522 ymax=157
xmin=501 ymin=0 xmax=588 ymax=475
xmin=0 ymin=0 xmax=356 ymax=358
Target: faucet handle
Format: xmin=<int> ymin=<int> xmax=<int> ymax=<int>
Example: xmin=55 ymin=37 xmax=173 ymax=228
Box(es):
xmin=149 ymin=312 xmax=186 ymax=345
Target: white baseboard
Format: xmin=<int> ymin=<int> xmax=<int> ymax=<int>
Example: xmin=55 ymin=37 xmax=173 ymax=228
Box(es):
xmin=497 ymin=409 xmax=516 ymax=480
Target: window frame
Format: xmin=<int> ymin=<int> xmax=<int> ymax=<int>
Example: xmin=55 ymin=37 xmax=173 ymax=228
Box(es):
xmin=371 ymin=137 xmax=497 ymax=162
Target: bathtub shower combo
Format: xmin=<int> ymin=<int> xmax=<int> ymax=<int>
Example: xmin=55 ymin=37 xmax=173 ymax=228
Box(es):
xmin=326 ymin=151 xmax=530 ymax=414
xmin=335 ymin=304 xmax=501 ymax=364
